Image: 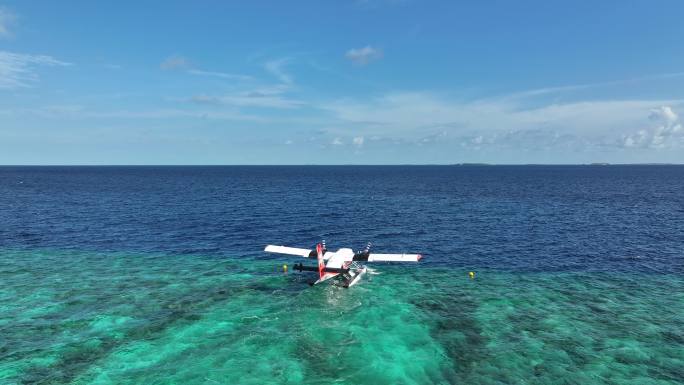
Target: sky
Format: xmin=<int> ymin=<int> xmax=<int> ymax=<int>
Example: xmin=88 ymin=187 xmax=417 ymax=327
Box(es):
xmin=1 ymin=0 xmax=684 ymax=165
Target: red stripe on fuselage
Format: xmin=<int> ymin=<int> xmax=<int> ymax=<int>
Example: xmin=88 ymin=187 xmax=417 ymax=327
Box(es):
xmin=316 ymin=243 xmax=325 ymax=279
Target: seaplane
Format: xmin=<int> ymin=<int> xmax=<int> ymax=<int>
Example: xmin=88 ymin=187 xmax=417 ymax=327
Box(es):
xmin=264 ymin=241 xmax=422 ymax=287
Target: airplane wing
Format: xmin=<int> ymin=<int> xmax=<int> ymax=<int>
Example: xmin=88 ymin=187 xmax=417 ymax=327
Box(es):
xmin=354 ymin=253 xmax=422 ymax=262
xmin=264 ymin=245 xmax=314 ymax=258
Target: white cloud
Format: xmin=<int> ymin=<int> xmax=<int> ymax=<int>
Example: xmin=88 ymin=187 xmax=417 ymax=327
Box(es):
xmin=504 ymin=72 xmax=684 ymax=100
xmin=160 ymin=55 xmax=189 ymax=70
xmin=187 ymin=69 xmax=252 ymax=81
xmin=326 ymin=136 xmax=365 ymax=147
xmin=0 ymin=7 xmax=17 ymax=39
xmin=161 ymin=56 xmax=300 ymax=110
xmin=1 ymin=105 xmax=278 ymax=123
xmin=0 ymin=51 xmax=71 ymax=89
xmin=160 ymin=56 xmax=251 ymax=80
xmin=345 ymin=45 xmax=383 ymax=65
xmin=650 ymin=105 xmax=678 ymax=125
xmin=190 ymin=87 xmax=304 ymax=109
xmin=322 ymin=91 xmax=684 ymax=151
xmin=264 ymin=58 xmax=293 ymax=84
xmin=622 ymin=106 xmax=683 ymax=148
xmin=458 ymin=129 xmax=587 ymax=152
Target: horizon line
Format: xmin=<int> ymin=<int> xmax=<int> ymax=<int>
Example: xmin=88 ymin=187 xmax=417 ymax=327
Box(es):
xmin=1 ymin=163 xmax=683 ymax=167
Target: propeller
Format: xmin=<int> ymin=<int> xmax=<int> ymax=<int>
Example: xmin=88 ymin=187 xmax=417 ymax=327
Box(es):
xmin=364 ymin=241 xmax=372 ymax=253
xmin=353 ymin=242 xmax=372 ymax=260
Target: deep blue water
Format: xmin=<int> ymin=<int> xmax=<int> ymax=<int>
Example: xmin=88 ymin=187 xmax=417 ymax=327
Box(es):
xmin=1 ymin=165 xmax=683 ymax=273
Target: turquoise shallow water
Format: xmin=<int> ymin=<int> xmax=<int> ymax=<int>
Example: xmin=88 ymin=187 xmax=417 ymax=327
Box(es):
xmin=1 ymin=249 xmax=682 ymax=385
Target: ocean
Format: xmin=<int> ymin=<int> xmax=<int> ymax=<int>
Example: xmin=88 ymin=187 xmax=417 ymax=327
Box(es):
xmin=1 ymin=165 xmax=683 ymax=384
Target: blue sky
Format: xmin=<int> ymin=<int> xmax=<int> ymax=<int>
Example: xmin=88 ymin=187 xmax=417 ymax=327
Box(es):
xmin=1 ymin=0 xmax=684 ymax=164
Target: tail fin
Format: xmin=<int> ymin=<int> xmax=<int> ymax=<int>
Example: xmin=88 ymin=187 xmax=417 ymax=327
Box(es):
xmin=316 ymin=243 xmax=325 ymax=279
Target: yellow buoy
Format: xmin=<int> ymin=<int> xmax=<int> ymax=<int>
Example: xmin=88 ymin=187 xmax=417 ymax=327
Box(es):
xmin=283 ymin=264 xmax=288 ymax=273
xmin=469 ymin=271 xmax=475 ymax=279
